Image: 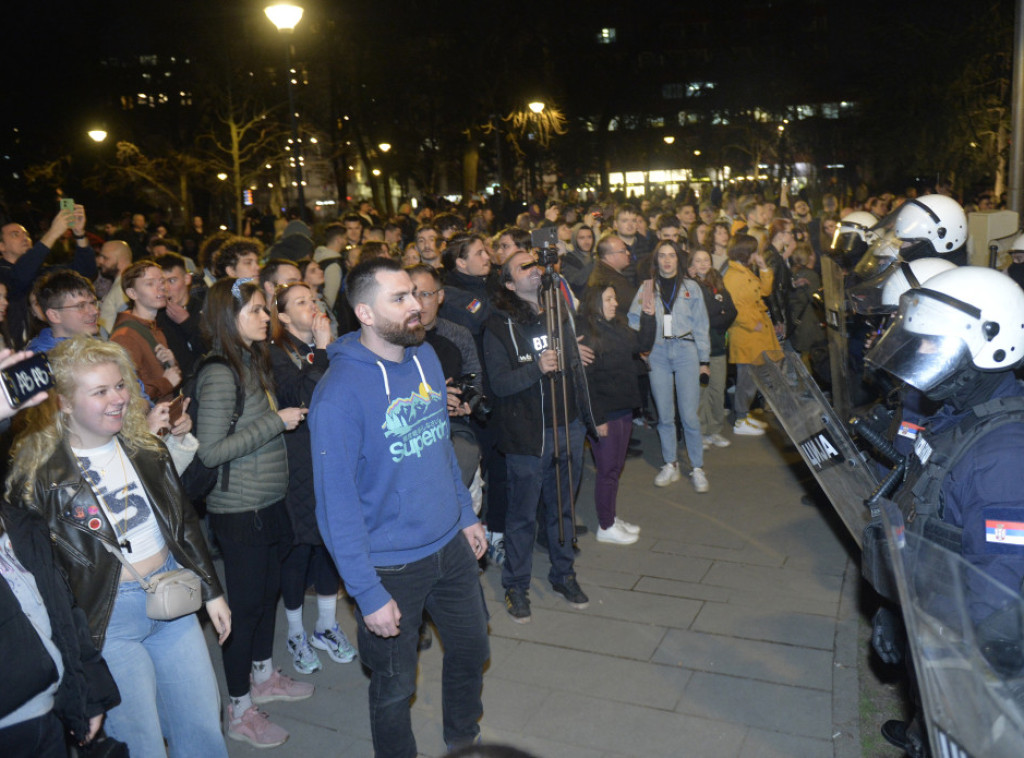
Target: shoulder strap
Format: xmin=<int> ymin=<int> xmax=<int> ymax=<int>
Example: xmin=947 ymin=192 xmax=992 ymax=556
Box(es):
xmin=194 ymin=355 xmax=247 ymax=492
xmin=112 ymin=318 xmax=160 ymax=354
xmin=911 ymin=396 xmax=1024 ymax=518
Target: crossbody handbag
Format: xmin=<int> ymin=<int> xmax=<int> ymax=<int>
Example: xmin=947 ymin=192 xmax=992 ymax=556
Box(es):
xmin=100 ymin=541 xmax=202 ymax=620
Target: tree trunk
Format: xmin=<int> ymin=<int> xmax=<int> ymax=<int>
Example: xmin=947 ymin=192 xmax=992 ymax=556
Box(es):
xmin=463 ymin=140 xmax=479 ymax=198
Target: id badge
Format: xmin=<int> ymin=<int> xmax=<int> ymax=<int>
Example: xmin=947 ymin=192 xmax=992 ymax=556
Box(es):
xmin=663 ymin=315 xmax=673 ymax=338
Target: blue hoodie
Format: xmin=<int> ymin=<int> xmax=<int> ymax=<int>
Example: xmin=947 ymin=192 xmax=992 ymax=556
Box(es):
xmin=310 ymin=331 xmax=476 ymax=616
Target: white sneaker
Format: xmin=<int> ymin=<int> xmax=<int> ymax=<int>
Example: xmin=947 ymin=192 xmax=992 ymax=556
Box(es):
xmin=596 ymin=523 xmax=639 ymax=545
xmin=614 ymin=517 xmax=641 ymax=534
xmin=734 ymin=417 xmax=766 ymax=436
xmin=690 ymin=467 xmax=710 ymax=493
xmin=654 ymin=462 xmax=681 ymax=487
xmin=709 ymin=433 xmax=732 ymax=448
xmin=702 ymin=435 xmax=713 ymax=450
xmin=746 ymin=414 xmax=769 ymax=429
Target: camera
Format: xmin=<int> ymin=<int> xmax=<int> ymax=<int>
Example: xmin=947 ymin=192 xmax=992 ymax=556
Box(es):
xmin=453 ymin=374 xmax=491 ymax=422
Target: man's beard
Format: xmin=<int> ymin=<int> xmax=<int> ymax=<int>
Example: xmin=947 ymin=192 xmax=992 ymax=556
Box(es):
xmin=378 ymin=315 xmax=425 ymax=347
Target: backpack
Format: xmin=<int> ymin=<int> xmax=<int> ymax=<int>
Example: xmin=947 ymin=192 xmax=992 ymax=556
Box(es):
xmin=177 ymin=355 xmax=246 ymax=503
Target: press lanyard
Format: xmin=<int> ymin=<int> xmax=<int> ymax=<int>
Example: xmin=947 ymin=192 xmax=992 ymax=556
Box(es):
xmin=659 ymin=280 xmax=678 ymax=313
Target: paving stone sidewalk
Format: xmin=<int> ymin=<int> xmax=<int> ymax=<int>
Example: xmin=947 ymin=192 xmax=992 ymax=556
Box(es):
xmin=214 ymin=416 xmax=862 ymax=757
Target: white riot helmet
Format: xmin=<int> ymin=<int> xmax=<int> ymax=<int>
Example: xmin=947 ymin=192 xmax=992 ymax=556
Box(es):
xmin=854 ymin=195 xmax=968 ymax=280
xmin=866 ymin=266 xmax=1024 ymax=395
xmin=829 ymin=211 xmax=879 ymax=269
xmin=1009 ymin=232 xmax=1024 ymax=254
xmin=847 ymin=257 xmax=958 ymax=315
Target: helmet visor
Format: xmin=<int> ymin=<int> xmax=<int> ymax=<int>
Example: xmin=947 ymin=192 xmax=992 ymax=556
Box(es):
xmin=866 ymin=291 xmax=979 ymax=391
xmin=846 ymin=265 xmax=902 ymax=315
xmin=853 ymin=230 xmax=901 ymax=279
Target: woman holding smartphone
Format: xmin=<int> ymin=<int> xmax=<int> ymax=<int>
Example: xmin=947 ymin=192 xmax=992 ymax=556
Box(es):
xmin=195 ymin=277 xmax=310 ymax=748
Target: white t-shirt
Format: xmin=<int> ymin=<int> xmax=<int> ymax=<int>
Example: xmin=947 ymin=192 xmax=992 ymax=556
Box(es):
xmin=73 ymin=439 xmax=166 ymax=561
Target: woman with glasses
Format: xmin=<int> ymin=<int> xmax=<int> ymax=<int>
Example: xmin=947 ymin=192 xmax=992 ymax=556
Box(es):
xmin=269 ymin=283 xmax=355 ymax=678
xmin=195 ymin=278 xmax=310 ymax=748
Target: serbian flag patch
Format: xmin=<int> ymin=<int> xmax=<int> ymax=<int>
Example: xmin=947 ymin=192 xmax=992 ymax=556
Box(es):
xmin=985 ymin=519 xmax=1024 ymax=546
xmin=466 ymin=299 xmax=481 ymax=313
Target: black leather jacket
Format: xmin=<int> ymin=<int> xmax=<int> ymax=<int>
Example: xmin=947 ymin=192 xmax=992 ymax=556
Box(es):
xmin=12 ymin=437 xmax=223 ymax=648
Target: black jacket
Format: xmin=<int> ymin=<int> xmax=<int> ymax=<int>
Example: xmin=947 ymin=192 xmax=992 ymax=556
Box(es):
xmin=587 ymin=262 xmax=636 ymax=320
xmin=764 ymin=244 xmax=793 ymax=336
xmin=12 ymin=439 xmax=223 ymax=648
xmin=580 ymin=315 xmax=656 ymax=425
xmin=439 ymin=269 xmax=493 ymax=337
xmin=270 ymin=333 xmax=329 ymax=545
xmin=0 ymin=506 xmax=120 ymax=737
xmin=483 ymin=307 xmax=597 ymax=456
xmin=157 ymin=297 xmax=207 ymax=377
xmin=695 ymin=279 xmax=738 ymax=357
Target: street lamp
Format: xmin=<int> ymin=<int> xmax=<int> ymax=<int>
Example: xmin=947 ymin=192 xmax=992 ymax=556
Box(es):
xmin=663 ymin=135 xmax=675 ymax=145
xmin=378 ymin=142 xmax=391 ymax=153
xmin=88 ymin=129 xmax=108 ymax=143
xmin=265 ymin=2 xmax=306 ymax=215
xmin=528 ymin=101 xmax=545 ymax=114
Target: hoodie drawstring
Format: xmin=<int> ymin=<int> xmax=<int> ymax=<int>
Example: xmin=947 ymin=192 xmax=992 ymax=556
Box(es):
xmin=375 ymin=360 xmax=391 ymax=403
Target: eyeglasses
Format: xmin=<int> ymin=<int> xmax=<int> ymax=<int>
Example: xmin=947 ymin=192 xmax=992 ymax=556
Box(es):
xmin=414 ymin=289 xmax=440 ymax=300
xmin=53 ymin=298 xmax=99 ymax=312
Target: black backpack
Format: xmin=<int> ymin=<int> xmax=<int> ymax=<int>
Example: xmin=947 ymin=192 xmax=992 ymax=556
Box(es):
xmin=178 ymin=355 xmax=246 ymax=503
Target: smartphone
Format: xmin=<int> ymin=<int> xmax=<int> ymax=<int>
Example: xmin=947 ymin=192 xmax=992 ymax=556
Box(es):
xmin=0 ymin=353 xmax=54 ymax=409
xmin=530 ymin=226 xmax=559 ymax=250
xmin=59 ymin=198 xmax=74 ymax=215
xmin=168 ymin=394 xmax=186 ymax=426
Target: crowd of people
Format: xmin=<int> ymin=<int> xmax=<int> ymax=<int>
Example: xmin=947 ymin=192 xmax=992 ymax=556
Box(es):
xmin=1 ymin=179 xmax=1018 ymax=757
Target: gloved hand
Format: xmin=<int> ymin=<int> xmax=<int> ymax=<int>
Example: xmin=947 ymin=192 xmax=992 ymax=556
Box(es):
xmin=872 ymin=606 xmax=904 ymax=665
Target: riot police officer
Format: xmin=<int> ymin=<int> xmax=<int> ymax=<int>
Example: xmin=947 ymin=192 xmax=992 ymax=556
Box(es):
xmin=864 ymin=265 xmax=1024 ymax=755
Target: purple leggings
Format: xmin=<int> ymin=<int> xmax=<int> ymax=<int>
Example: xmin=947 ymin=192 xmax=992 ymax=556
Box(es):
xmin=588 ymin=413 xmax=633 ymax=529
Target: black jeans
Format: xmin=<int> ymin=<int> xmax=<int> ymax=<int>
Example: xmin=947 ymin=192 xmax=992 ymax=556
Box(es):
xmin=356 ymin=534 xmax=489 ymax=758
xmin=211 ymin=502 xmax=289 ymax=697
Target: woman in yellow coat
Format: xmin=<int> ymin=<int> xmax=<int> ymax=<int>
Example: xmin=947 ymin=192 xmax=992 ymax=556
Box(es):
xmin=722 ymin=234 xmax=780 ymax=436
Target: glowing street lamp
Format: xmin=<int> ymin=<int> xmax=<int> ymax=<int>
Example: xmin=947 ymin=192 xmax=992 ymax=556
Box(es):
xmin=528 ymin=101 xmax=545 ymax=114
xmin=378 ymin=142 xmax=391 ymax=153
xmin=663 ymin=135 xmax=675 ymax=145
xmin=264 ymin=3 xmax=303 ymax=32
xmin=266 ymin=2 xmax=306 ymax=213
xmin=217 ymin=172 xmax=229 ymax=181
xmin=88 ymin=129 xmax=108 ymax=143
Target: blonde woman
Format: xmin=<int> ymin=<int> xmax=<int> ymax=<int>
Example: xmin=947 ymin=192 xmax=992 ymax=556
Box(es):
xmin=6 ymin=336 xmax=230 ymax=758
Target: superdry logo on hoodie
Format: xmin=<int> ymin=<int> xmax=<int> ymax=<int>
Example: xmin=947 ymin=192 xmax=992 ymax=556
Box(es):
xmin=383 ymin=380 xmax=447 ymax=462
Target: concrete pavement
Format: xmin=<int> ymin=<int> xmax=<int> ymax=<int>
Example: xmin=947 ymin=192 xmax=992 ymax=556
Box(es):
xmin=211 ymin=411 xmax=863 ymax=757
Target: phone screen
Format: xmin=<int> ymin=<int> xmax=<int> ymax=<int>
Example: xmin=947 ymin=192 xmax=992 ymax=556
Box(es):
xmin=0 ymin=353 xmax=54 ymax=408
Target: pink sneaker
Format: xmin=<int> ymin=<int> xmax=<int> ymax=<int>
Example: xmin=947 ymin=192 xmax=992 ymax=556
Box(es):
xmin=250 ymin=668 xmax=314 ymax=703
xmin=227 ymin=705 xmax=289 ymax=748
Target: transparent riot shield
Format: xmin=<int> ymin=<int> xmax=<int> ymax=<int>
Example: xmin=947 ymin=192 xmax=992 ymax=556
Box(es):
xmin=821 ymin=255 xmax=852 ymax=422
xmin=752 ymin=349 xmax=877 ymax=548
xmin=881 ymin=500 xmax=1024 ymax=757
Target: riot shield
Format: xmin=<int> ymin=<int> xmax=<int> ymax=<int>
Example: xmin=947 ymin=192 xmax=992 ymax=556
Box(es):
xmin=752 ymin=349 xmax=877 ymax=548
xmin=881 ymin=500 xmax=1024 ymax=757
xmin=821 ymin=255 xmax=852 ymax=421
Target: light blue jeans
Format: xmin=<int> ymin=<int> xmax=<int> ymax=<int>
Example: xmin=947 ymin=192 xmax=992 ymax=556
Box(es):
xmin=648 ymin=339 xmax=703 ymax=469
xmin=102 ymin=554 xmax=228 ymax=758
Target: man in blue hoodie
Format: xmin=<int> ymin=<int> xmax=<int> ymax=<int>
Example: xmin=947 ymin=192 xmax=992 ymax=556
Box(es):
xmin=309 ymin=257 xmax=489 ymax=758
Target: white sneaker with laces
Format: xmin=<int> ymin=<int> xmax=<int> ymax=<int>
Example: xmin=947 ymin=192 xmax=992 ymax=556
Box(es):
xmin=596 ymin=522 xmax=638 ymax=544
xmin=654 ymin=462 xmax=681 ymax=487
xmin=734 ymin=417 xmax=766 ymax=436
xmin=614 ymin=517 xmax=640 ymax=534
xmin=709 ymin=433 xmax=732 ymax=448
xmin=690 ymin=467 xmax=710 ymax=493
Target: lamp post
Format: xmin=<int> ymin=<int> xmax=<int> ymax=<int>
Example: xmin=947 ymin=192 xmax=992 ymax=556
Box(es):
xmin=88 ymin=129 xmax=108 ymax=143
xmin=265 ymin=3 xmax=306 ymax=216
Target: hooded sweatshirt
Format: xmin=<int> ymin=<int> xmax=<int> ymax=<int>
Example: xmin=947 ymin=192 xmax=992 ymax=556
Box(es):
xmin=310 ymin=331 xmax=476 ymax=616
